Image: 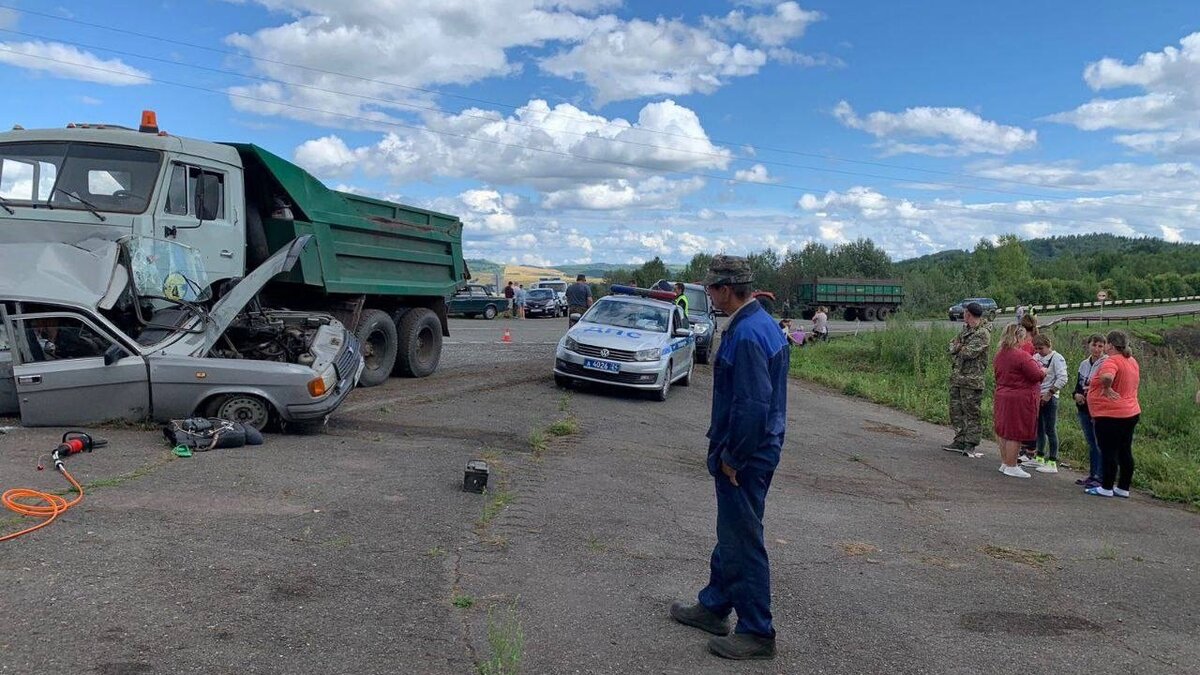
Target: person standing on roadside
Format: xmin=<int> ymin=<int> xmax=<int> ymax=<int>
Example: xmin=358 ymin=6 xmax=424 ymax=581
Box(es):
xmin=943 ymin=302 xmax=992 ymax=456
xmin=811 ymin=306 xmax=829 ymax=342
xmin=514 ymin=284 xmax=528 ymax=320
xmin=1017 ymin=314 xmax=1039 ymax=463
xmin=1086 ymin=331 xmax=1141 ymax=498
xmin=503 ymin=281 xmax=515 ymax=318
xmin=993 ymin=324 xmax=1046 ymax=478
xmin=670 ymin=256 xmax=788 ymax=661
xmin=1028 ymin=334 xmax=1068 ymax=474
xmin=674 ymin=282 xmax=690 ymax=315
xmin=565 ymin=274 xmax=592 ymax=326
xmin=1073 ymin=334 xmax=1108 ymax=488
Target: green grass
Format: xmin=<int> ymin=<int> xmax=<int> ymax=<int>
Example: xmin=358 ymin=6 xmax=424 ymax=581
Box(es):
xmin=453 ymin=594 xmax=475 ymax=609
xmin=478 ymin=490 xmax=514 ymax=528
xmin=546 ymin=417 xmax=579 ymax=437
xmin=792 ymin=317 xmax=1200 ymax=506
xmin=479 ymin=601 xmax=524 ymax=675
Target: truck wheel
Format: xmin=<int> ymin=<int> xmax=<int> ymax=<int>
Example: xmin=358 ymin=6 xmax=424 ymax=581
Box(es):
xmin=863 ymin=306 xmax=878 ymax=322
xmin=354 ymin=309 xmax=399 ymax=387
xmin=206 ymin=394 xmax=273 ymax=431
xmin=484 ymin=305 xmax=498 ymax=320
xmin=843 ymin=308 xmax=858 ymax=322
xmin=395 ymin=307 xmax=442 ymax=378
xmin=878 ymin=307 xmax=892 ymax=321
xmin=245 ymin=208 xmax=271 ymax=268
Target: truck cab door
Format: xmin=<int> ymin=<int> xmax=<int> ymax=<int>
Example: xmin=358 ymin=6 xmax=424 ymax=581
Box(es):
xmin=156 ymin=160 xmax=244 ymax=287
xmin=5 ymin=309 xmax=150 ymax=426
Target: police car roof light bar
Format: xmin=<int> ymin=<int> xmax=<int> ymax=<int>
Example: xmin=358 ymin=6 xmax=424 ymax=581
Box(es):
xmin=609 ymin=284 xmax=678 ymax=302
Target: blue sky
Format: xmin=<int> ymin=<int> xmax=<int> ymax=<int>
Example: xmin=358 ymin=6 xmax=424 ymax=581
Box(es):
xmin=2 ymin=1 xmax=1199 ymax=265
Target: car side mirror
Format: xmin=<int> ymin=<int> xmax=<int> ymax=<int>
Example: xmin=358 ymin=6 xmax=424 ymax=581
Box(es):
xmin=673 ymin=328 xmax=692 ymax=338
xmin=103 ymin=344 xmax=124 ymax=366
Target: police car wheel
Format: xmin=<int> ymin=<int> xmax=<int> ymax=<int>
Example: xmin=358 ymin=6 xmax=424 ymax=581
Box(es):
xmin=655 ymin=363 xmax=672 ymax=401
xmin=679 ymin=359 xmax=693 ymax=387
xmin=554 ymin=373 xmax=572 ymax=389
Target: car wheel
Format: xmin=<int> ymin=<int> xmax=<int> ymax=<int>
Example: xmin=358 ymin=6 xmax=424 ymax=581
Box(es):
xmin=484 ymin=305 xmax=497 ymax=320
xmin=679 ymin=358 xmax=694 ymax=387
xmin=554 ymin=373 xmax=572 ymax=389
xmin=206 ymin=394 xmax=272 ymax=431
xmin=354 ymin=308 xmax=399 ymax=387
xmin=655 ymin=362 xmax=672 ymax=401
xmin=394 ymin=307 xmax=442 ymax=377
xmin=696 ymin=349 xmax=709 ymax=365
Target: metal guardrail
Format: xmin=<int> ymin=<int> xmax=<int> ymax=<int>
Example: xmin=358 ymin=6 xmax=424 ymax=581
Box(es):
xmin=998 ymin=295 xmax=1199 ymax=316
xmin=1042 ymin=308 xmax=1200 ymax=329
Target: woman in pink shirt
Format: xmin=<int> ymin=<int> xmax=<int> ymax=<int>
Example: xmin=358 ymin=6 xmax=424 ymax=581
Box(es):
xmin=1085 ymin=331 xmax=1141 ymax=498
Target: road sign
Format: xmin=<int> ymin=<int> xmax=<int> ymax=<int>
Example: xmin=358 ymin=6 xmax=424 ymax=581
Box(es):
xmin=1097 ymin=290 xmax=1109 ymax=301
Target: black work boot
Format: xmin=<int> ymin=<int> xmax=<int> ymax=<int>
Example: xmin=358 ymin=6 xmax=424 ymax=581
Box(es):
xmin=669 ymin=601 xmax=731 ymax=636
xmin=941 ymin=440 xmax=964 ymax=452
xmin=707 ymin=632 xmax=776 ymax=660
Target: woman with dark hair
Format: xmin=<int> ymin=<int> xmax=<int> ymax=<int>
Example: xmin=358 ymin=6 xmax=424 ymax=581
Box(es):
xmin=992 ymin=323 xmax=1046 ymax=478
xmin=1086 ymin=330 xmax=1141 ymax=498
xmin=1016 ymin=314 xmax=1040 ymax=463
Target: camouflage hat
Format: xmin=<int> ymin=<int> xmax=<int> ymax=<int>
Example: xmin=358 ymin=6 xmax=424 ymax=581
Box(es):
xmin=703 ymin=255 xmax=754 ymax=286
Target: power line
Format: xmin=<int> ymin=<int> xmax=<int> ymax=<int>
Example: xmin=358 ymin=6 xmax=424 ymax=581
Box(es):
xmin=5 ymin=1 xmax=1199 ymax=208
xmin=2 ymin=27 xmax=1199 ymax=217
xmin=0 ymin=45 xmax=1195 ymax=235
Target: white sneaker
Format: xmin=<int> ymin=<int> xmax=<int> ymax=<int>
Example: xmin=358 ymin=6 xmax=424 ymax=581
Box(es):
xmin=1002 ymin=465 xmax=1032 ymax=479
xmin=1035 ymin=460 xmax=1059 ymax=474
xmin=1113 ymin=488 xmax=1130 ymax=498
xmin=1019 ymin=457 xmax=1040 ymax=468
xmin=998 ymin=464 xmax=1006 ymax=473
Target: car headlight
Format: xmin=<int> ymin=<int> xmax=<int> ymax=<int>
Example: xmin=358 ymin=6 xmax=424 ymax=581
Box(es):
xmin=308 ymin=366 xmax=337 ymax=398
xmin=565 ymin=336 xmax=579 ymax=352
xmin=692 ymin=323 xmax=710 ymax=334
xmin=635 ymin=347 xmax=661 ymax=362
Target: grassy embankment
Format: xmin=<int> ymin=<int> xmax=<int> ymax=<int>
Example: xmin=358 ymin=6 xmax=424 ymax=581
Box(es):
xmin=791 ymin=316 xmax=1200 ymax=506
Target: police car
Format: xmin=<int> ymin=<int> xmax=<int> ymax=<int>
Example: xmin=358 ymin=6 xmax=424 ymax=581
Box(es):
xmin=554 ymin=286 xmax=696 ymax=401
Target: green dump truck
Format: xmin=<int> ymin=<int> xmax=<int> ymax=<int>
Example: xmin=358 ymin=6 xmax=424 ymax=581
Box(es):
xmin=0 ymin=110 xmax=467 ymax=386
xmin=795 ymin=278 xmax=904 ymax=322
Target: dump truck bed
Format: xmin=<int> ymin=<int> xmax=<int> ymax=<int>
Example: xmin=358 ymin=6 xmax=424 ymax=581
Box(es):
xmin=797 ymin=278 xmax=904 ymax=305
xmin=227 ymin=144 xmax=467 ymax=298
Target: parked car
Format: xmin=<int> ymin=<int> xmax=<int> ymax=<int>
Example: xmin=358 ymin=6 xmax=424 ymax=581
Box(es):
xmin=948 ymin=297 xmax=999 ymax=321
xmin=654 ymin=280 xmax=716 ymax=364
xmin=525 ymin=288 xmax=563 ymax=318
xmin=448 ymin=284 xmax=509 ymax=319
xmin=0 ymin=237 xmax=364 ymax=431
xmin=554 ymin=290 xmax=695 ymax=401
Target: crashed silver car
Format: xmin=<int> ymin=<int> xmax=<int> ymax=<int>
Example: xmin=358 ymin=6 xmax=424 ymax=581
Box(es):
xmin=0 ymin=236 xmax=364 ymax=430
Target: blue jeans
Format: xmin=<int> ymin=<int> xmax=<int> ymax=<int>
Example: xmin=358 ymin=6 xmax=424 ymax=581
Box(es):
xmin=699 ymin=468 xmax=776 ymax=638
xmin=1077 ymin=408 xmax=1102 ymax=480
xmin=1036 ymin=396 xmax=1059 ymax=461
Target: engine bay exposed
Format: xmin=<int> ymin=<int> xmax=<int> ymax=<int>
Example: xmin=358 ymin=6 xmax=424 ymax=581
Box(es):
xmin=208 ymin=309 xmax=339 ymax=366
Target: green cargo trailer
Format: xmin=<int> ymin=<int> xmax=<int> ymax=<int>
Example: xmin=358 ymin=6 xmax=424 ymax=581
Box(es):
xmin=796 ymin=277 xmax=904 ymax=322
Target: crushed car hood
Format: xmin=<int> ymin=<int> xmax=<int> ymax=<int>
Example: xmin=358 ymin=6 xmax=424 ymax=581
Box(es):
xmin=568 ymin=320 xmax=673 ymax=352
xmin=0 ymin=239 xmax=126 ymax=310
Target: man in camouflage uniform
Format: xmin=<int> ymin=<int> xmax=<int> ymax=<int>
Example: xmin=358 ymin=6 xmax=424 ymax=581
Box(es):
xmin=943 ymin=302 xmax=991 ymax=456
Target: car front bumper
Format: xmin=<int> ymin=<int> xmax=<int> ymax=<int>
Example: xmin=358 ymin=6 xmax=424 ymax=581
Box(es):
xmin=554 ymin=347 xmax=666 ymax=390
xmin=283 ymin=349 xmax=365 ymax=422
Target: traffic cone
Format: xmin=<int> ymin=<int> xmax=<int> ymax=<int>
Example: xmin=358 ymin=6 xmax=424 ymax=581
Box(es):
xmin=502 ymin=328 xmax=512 ymax=344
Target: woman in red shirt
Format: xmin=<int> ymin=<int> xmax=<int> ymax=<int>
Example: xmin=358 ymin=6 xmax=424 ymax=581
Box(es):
xmin=1085 ymin=331 xmax=1141 ymax=498
xmin=1016 ymin=314 xmax=1039 ymax=462
xmin=992 ymin=324 xmax=1046 ymax=478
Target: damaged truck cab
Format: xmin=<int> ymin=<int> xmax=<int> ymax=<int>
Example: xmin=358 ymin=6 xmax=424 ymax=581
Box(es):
xmin=0 ymin=111 xmax=468 ymax=388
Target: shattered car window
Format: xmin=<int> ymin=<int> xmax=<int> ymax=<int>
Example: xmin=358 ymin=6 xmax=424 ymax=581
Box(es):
xmin=127 ymin=237 xmax=212 ymax=302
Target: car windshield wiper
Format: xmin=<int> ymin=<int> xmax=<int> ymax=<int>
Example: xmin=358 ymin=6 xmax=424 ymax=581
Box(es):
xmin=49 ymin=186 xmax=106 ymax=222
xmin=0 ymin=194 xmax=14 ymax=215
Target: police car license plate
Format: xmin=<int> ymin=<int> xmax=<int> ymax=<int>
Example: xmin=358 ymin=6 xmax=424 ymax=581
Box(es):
xmin=583 ymin=358 xmax=620 ymax=373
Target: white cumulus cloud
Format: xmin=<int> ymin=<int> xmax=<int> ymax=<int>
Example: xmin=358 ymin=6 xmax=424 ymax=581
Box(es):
xmin=0 ymin=41 xmax=150 ymax=86
xmin=732 ymin=163 xmax=774 ymax=183
xmin=834 ymin=100 xmax=1037 ymax=156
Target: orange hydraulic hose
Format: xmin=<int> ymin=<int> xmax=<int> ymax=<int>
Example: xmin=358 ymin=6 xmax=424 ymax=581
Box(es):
xmin=1 ymin=467 xmax=84 ymax=542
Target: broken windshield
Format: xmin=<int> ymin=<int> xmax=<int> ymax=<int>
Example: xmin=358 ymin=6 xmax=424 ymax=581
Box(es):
xmin=0 ymin=142 xmax=161 ymax=214
xmin=127 ymin=237 xmax=212 ymax=303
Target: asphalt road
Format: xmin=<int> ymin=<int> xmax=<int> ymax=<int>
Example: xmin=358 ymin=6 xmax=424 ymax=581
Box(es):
xmin=1 ymin=315 xmax=1196 ymax=673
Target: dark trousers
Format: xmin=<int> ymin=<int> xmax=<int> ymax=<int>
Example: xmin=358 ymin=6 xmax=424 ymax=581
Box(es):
xmin=1077 ymin=409 xmax=1102 ymax=480
xmin=1036 ymin=396 xmax=1059 ymax=461
xmin=1094 ymin=415 xmax=1139 ymax=491
xmin=699 ymin=468 xmax=776 ymax=638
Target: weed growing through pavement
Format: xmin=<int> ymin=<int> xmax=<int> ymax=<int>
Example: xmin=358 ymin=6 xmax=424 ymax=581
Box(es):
xmin=453 ymin=594 xmax=474 ymax=609
xmin=838 ymin=542 xmax=879 ymax=557
xmin=426 ymin=546 xmax=447 ymax=557
xmin=479 ymin=490 xmax=514 ymax=528
xmin=1132 ymin=555 xmax=1146 ymax=562
xmin=528 ymin=430 xmax=547 ymax=456
xmin=1098 ymin=543 xmax=1119 ymax=560
xmin=558 ymin=393 xmax=571 ymax=413
xmin=547 ymin=417 xmax=579 ymax=437
xmin=982 ymin=544 xmax=1055 ymax=568
xmin=586 ymin=536 xmax=606 ymax=553
xmin=479 ymin=601 xmax=524 ymax=675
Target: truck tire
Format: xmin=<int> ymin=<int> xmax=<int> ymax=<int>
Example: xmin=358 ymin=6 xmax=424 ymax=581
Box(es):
xmin=246 ymin=208 xmax=271 ymax=268
xmin=395 ymin=307 xmax=442 ymax=378
xmin=878 ymin=307 xmax=892 ymax=321
xmin=354 ymin=309 xmax=399 ymax=387
xmin=863 ymin=306 xmax=878 ymax=322
xmin=843 ymin=307 xmax=858 ymax=322
xmin=484 ymin=305 xmax=498 ymax=320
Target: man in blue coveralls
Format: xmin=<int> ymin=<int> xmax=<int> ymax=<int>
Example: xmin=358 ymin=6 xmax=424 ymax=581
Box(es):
xmin=669 ymin=255 xmax=789 ymax=660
